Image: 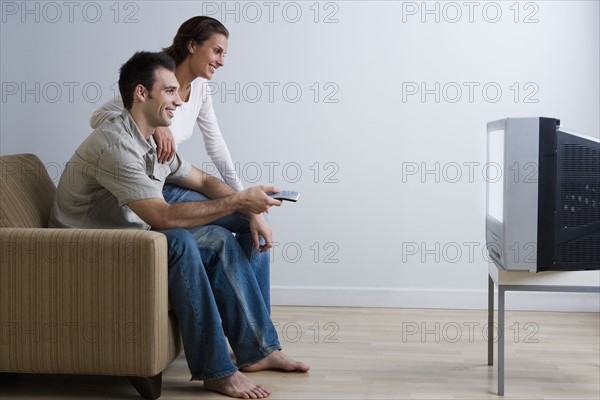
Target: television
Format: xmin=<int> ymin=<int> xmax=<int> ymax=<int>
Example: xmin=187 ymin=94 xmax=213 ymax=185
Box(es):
xmin=486 ymin=117 xmax=600 ymax=272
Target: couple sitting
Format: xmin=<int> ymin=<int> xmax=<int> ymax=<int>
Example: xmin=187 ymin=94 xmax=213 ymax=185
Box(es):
xmin=49 ymin=50 xmax=308 ymax=399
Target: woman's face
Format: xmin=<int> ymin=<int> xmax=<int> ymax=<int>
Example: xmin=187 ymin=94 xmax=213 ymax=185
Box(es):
xmin=189 ymin=33 xmax=228 ymax=80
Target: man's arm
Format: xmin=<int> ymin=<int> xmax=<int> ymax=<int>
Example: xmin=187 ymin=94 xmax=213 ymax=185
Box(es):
xmin=178 ymin=167 xmax=277 ymax=252
xmin=128 ymin=166 xmax=281 ymax=231
xmin=177 ymin=164 xmax=238 ymax=200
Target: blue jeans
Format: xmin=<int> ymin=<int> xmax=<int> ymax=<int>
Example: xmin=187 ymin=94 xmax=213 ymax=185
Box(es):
xmin=163 ymin=228 xmax=281 ymax=380
xmin=163 ymin=183 xmax=271 ymax=311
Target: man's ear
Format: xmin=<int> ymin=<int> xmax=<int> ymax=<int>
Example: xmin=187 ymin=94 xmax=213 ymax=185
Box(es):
xmin=133 ymin=84 xmax=147 ymax=104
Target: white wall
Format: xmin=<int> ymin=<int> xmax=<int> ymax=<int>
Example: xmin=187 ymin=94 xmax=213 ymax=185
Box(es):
xmin=1 ymin=1 xmax=599 ymax=311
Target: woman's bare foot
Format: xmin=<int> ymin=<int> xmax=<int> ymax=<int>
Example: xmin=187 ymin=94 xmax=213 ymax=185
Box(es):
xmin=241 ymin=350 xmax=310 ymax=373
xmin=204 ymin=371 xmax=271 ymax=399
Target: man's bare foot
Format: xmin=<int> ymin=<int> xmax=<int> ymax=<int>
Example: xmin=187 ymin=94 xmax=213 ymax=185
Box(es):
xmin=204 ymin=371 xmax=271 ymax=399
xmin=241 ymin=350 xmax=310 ymax=373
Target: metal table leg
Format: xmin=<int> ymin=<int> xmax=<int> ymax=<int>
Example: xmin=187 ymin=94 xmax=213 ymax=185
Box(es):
xmin=488 ymin=275 xmax=494 ymax=366
xmin=498 ymin=285 xmax=505 ymax=396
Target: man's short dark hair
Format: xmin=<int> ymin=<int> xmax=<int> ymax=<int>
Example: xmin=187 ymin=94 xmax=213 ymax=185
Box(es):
xmin=119 ymin=51 xmax=176 ymax=110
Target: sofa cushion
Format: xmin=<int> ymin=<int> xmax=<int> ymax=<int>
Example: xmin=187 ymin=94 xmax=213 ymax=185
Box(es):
xmin=0 ymin=154 xmax=56 ymax=228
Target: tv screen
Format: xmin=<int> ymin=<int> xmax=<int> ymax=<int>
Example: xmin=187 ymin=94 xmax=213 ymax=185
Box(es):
xmin=486 ymin=117 xmax=599 ymax=272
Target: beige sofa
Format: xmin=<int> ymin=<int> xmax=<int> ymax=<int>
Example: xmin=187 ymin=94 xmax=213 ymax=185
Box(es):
xmin=0 ymin=154 xmax=183 ymax=399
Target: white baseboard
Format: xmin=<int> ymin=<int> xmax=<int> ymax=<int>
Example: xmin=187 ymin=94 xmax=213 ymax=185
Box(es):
xmin=271 ymin=286 xmax=600 ymax=312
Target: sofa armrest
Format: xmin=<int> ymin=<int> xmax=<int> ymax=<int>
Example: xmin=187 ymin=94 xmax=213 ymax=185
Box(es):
xmin=0 ymin=227 xmax=177 ymax=377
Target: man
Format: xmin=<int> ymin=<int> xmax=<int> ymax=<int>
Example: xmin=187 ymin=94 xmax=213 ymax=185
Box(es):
xmin=49 ymin=51 xmax=308 ymax=399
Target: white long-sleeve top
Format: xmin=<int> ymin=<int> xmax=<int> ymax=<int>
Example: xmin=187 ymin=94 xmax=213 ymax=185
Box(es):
xmin=90 ymin=77 xmax=244 ymax=191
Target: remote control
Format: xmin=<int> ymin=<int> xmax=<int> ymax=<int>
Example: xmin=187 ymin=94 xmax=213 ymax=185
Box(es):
xmin=268 ymin=190 xmax=300 ymax=202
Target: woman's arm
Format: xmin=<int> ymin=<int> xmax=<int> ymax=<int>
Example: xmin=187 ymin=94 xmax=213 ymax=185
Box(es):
xmin=196 ymin=91 xmax=245 ymax=191
xmin=90 ymin=97 xmax=125 ymax=128
xmin=91 ymin=97 xmax=175 ymax=162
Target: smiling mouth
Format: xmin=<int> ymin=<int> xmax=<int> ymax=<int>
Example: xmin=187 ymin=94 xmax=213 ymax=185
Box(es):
xmin=166 ymin=109 xmax=175 ymax=118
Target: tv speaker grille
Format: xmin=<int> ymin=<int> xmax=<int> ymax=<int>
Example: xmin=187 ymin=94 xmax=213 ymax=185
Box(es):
xmin=557 ymin=236 xmax=600 ymax=264
xmin=559 ymin=143 xmax=600 ymax=228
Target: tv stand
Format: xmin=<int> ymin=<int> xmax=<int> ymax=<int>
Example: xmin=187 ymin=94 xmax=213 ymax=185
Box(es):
xmin=487 ymin=262 xmax=599 ymax=396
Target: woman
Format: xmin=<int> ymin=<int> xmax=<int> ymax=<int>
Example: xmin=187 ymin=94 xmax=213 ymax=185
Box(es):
xmin=91 ymin=16 xmax=238 ymax=187
xmin=90 ymin=16 xmax=273 ymax=309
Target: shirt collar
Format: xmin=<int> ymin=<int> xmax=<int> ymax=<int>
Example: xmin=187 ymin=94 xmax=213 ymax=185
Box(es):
xmin=119 ymin=109 xmax=158 ymax=154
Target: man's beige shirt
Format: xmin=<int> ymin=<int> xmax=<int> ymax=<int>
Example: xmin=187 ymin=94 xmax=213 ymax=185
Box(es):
xmin=49 ymin=110 xmax=191 ymax=230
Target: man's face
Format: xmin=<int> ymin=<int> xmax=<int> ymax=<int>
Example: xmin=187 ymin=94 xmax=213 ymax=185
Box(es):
xmin=144 ymin=67 xmax=182 ymax=128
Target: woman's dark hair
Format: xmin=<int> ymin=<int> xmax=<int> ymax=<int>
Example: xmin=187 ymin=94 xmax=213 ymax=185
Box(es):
xmin=119 ymin=51 xmax=176 ymax=110
xmin=162 ymin=16 xmax=229 ymax=65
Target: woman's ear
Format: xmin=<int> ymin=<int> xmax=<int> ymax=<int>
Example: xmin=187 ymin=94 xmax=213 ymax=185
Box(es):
xmin=187 ymin=40 xmax=195 ymax=54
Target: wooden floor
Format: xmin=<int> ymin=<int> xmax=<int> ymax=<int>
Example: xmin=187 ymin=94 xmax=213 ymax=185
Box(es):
xmin=1 ymin=306 xmax=599 ymax=399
